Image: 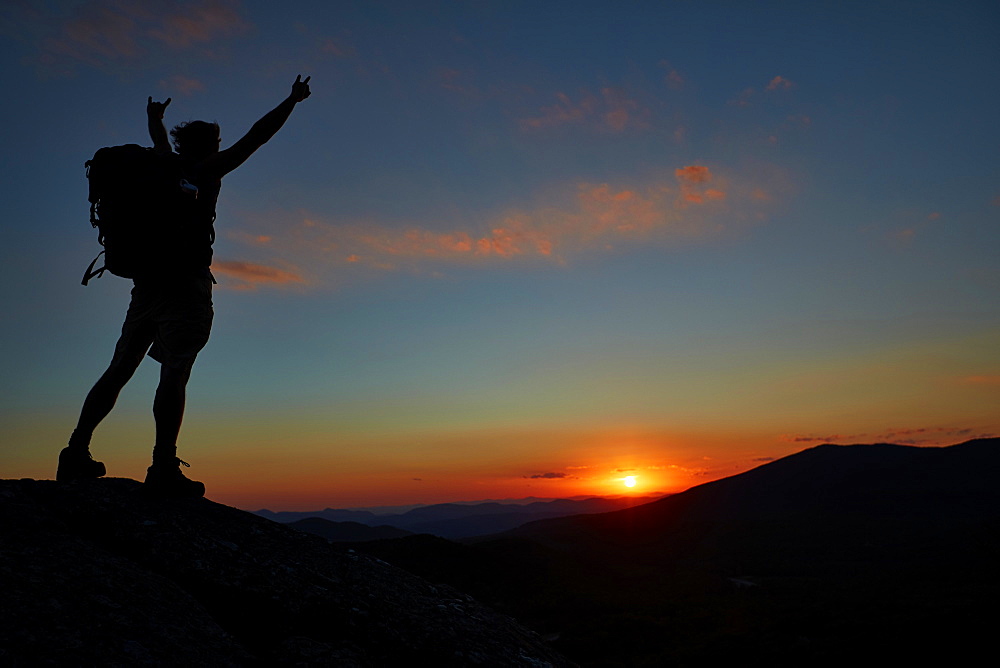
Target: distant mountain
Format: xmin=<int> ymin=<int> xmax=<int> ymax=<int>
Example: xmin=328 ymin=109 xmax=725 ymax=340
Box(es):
xmin=0 ymin=478 xmax=572 ymax=667
xmin=287 ymin=517 xmax=413 ymax=542
xmin=505 ymin=438 xmax=1000 ymax=553
xmin=256 ymin=494 xmax=664 ymax=539
xmin=353 ymin=439 xmax=1000 ymax=666
xmin=255 ymin=506 xmax=381 ymax=523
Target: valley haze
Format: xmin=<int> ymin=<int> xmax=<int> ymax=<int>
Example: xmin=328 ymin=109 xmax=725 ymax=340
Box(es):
xmin=254 ymin=493 xmax=666 ymax=540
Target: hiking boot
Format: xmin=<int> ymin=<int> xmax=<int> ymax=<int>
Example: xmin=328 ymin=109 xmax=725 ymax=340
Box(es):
xmin=143 ymin=458 xmax=205 ymax=498
xmin=56 ymin=447 xmax=106 ymax=482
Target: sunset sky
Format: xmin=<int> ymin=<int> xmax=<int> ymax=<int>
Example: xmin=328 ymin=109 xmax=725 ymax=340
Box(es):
xmin=2 ymin=0 xmax=998 ymax=510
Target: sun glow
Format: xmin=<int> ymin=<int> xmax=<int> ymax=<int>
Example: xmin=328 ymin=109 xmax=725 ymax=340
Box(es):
xmin=623 ymin=476 xmax=636 ymax=488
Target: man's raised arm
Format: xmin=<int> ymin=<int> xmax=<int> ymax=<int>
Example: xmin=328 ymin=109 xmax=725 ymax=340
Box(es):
xmin=147 ymin=96 xmax=172 ymax=154
xmin=209 ymin=75 xmax=311 ymax=176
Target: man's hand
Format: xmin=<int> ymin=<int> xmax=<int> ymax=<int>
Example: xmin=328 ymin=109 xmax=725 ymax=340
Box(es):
xmin=147 ymin=96 xmax=172 ymax=154
xmin=147 ymin=96 xmax=171 ymax=119
xmin=203 ymin=74 xmax=312 ymax=175
xmin=289 ymin=75 xmax=311 ymax=103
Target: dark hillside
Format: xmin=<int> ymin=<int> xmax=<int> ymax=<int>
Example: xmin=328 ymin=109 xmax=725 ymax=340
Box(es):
xmin=0 ymin=478 xmax=572 ymax=667
xmin=287 ymin=517 xmax=414 ymax=542
xmin=355 ymin=439 xmax=1000 ymax=666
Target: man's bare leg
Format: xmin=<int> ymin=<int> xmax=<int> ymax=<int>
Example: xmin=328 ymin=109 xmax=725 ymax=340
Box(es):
xmin=71 ymin=355 xmax=145 ymax=447
xmin=145 ymin=362 xmax=205 ymax=497
xmin=151 ymin=363 xmax=191 ymax=465
xmin=59 ymin=343 xmax=146 ymax=481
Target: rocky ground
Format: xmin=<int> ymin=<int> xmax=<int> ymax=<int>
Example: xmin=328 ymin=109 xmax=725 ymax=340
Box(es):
xmin=0 ymin=478 xmax=573 ymax=667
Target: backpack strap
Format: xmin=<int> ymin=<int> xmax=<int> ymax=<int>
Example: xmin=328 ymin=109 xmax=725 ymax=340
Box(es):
xmin=81 ymin=250 xmax=106 ymax=286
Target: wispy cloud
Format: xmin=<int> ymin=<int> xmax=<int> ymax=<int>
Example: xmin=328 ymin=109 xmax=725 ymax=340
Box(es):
xmin=524 ymin=472 xmax=570 ymax=479
xmin=675 ymin=166 xmax=726 ymax=204
xmin=783 ymin=433 xmax=854 ymax=444
xmin=159 ymin=74 xmax=206 ymax=96
xmin=15 ymin=0 xmax=250 ymax=72
xmin=765 ymin=75 xmax=794 ymax=91
xmin=783 ymin=425 xmax=990 ymax=446
xmin=730 ymin=76 xmax=796 ymax=106
xmin=890 ymin=211 xmax=942 ymax=246
xmin=212 ymin=260 xmax=306 ymax=291
xmin=521 ymin=87 xmax=648 ymax=133
xmin=437 ymin=67 xmax=472 ymax=93
xmin=146 ymin=0 xmax=249 ymax=48
xmin=729 ymin=87 xmax=756 ymax=107
xmin=319 ymin=37 xmax=356 ymax=58
xmin=224 ymin=163 xmax=783 ymax=289
xmin=658 ymin=60 xmax=685 ymax=89
xmin=521 ymin=91 xmax=593 ymax=129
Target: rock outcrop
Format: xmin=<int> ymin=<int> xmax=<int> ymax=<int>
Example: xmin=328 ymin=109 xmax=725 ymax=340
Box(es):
xmin=0 ymin=478 xmax=573 ymax=667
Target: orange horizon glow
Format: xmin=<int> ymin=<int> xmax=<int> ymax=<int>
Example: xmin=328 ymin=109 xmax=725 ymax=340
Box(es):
xmin=194 ymin=435 xmax=772 ymax=510
xmin=9 ymin=415 xmax=994 ymax=512
xmin=193 ymin=425 xmax=996 ymax=510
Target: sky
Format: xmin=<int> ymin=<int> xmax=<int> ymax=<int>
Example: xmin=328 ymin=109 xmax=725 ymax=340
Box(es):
xmin=1 ymin=0 xmax=998 ymax=510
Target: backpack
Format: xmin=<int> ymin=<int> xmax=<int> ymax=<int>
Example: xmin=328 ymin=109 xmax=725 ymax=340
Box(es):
xmin=82 ymin=144 xmax=202 ymax=285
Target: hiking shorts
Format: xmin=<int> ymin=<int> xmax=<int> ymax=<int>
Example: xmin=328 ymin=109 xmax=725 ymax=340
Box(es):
xmin=112 ymin=276 xmax=214 ymax=371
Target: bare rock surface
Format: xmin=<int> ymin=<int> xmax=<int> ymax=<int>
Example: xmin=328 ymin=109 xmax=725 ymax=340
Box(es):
xmin=0 ymin=478 xmax=573 ymax=667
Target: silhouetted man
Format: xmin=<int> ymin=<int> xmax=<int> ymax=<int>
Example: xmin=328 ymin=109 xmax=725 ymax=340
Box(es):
xmin=58 ymin=76 xmax=312 ymax=496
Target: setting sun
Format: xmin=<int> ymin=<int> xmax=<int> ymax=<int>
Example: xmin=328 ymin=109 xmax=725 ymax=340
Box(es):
xmin=623 ymin=476 xmax=636 ymax=488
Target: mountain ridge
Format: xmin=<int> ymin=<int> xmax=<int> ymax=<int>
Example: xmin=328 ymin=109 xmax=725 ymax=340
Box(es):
xmin=503 ymin=438 xmax=1000 ymax=542
xmin=256 ymin=494 xmax=664 ymax=539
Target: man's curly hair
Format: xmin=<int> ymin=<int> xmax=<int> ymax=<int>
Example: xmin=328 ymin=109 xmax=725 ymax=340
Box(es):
xmin=170 ymin=121 xmax=220 ymax=157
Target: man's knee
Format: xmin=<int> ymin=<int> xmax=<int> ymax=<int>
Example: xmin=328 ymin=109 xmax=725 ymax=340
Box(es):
xmin=101 ymin=353 xmax=142 ymax=385
xmin=159 ymin=361 xmax=194 ymax=387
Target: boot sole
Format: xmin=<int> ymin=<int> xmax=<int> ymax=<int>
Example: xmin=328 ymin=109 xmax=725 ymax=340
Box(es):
xmin=56 ymin=462 xmax=107 ymax=482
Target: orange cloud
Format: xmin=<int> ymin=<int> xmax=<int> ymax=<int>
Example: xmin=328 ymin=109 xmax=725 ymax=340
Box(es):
xmin=576 ymin=185 xmax=663 ymax=236
xmin=782 ymin=433 xmax=854 ymax=443
xmin=890 ymin=210 xmax=942 ymax=245
xmin=212 ymin=260 xmax=306 ymax=290
xmin=766 ymin=75 xmax=794 ymax=91
xmin=658 ymin=60 xmax=684 ymax=89
xmin=783 ymin=426 xmax=990 ymax=446
xmin=26 ymin=0 xmax=250 ymax=71
xmin=521 ymin=87 xmax=648 ymax=133
xmin=437 ymin=67 xmax=473 ymax=93
xmin=521 ymin=91 xmax=594 ymax=130
xmin=675 ymin=166 xmax=711 ymax=183
xmin=160 ymin=74 xmax=205 ymax=96
xmin=675 ymin=166 xmax=727 ymax=204
xmin=601 ymin=87 xmax=648 ymax=132
xmin=729 ymin=87 xmax=755 ymax=107
xmin=730 ymin=77 xmax=795 ymax=107
xmin=226 ymin=163 xmax=784 ymax=288
xmin=320 ymin=38 xmax=357 ymax=58
xmin=786 ymin=114 xmax=812 ymax=128
xmin=40 ymin=3 xmax=143 ymax=67
xmin=524 ymin=472 xmax=573 ymax=480
xmin=230 ymin=231 xmax=274 ymax=246
xmin=147 ymin=0 xmax=250 ymax=48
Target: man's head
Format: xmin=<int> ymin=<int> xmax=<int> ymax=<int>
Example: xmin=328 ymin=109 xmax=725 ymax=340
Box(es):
xmin=170 ymin=121 xmax=221 ymax=159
